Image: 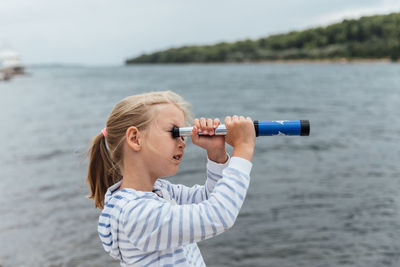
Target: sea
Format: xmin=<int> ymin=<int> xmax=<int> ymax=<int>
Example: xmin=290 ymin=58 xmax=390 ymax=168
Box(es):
xmin=0 ymin=63 xmax=399 ymax=267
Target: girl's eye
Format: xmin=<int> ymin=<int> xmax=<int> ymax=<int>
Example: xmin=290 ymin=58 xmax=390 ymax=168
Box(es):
xmin=180 ymin=136 xmax=186 ymax=142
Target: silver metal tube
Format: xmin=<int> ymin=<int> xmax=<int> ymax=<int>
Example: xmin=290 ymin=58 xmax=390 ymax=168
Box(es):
xmin=179 ymin=125 xmax=227 ymax=136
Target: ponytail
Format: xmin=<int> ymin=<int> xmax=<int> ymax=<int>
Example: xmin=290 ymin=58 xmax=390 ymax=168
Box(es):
xmin=86 ymin=133 xmax=122 ymax=209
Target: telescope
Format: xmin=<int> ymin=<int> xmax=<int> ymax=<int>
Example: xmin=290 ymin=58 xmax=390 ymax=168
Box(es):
xmin=171 ymin=120 xmax=310 ymax=137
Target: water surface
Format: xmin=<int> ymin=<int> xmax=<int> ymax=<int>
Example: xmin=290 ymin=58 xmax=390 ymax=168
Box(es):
xmin=0 ymin=63 xmax=399 ymax=266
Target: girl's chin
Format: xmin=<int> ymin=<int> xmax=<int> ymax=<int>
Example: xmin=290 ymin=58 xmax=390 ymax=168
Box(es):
xmin=161 ymin=166 xmax=179 ymax=178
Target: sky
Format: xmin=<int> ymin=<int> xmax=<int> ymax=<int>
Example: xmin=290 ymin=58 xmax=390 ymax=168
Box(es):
xmin=0 ymin=0 xmax=399 ymax=65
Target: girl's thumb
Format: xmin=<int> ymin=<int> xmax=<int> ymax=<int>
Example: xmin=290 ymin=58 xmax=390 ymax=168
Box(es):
xmin=190 ymin=125 xmax=199 ymax=143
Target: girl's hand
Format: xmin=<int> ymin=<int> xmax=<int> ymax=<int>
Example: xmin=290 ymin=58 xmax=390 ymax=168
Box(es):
xmin=190 ymin=117 xmax=228 ymax=163
xmin=224 ymin=115 xmax=255 ymax=162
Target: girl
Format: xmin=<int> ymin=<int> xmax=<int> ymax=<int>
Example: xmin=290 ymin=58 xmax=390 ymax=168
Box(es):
xmin=86 ymin=91 xmax=255 ymax=266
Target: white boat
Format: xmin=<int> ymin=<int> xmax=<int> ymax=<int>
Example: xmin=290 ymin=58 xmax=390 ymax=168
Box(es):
xmin=0 ymin=50 xmax=25 ymax=81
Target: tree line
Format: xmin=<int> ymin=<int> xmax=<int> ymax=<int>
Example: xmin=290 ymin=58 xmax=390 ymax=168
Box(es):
xmin=126 ymin=12 xmax=400 ymax=64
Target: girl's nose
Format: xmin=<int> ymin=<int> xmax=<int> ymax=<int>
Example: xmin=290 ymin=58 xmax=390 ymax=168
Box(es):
xmin=178 ymin=137 xmax=186 ymax=148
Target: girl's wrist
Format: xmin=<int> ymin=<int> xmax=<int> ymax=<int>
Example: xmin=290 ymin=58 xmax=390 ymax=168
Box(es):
xmin=232 ymin=145 xmax=254 ymax=162
xmin=207 ymin=149 xmax=228 ymax=164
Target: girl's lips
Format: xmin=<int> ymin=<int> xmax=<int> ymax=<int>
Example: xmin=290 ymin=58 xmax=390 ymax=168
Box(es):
xmin=172 ymin=153 xmax=183 ymax=162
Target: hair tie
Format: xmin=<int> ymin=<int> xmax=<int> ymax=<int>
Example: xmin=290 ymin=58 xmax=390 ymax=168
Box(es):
xmin=101 ymin=127 xmax=107 ymax=138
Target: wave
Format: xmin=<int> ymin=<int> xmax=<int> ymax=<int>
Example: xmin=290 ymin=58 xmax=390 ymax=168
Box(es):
xmin=22 ymin=149 xmax=71 ymax=162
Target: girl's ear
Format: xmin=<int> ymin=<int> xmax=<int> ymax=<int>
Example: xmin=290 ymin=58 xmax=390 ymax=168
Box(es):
xmin=126 ymin=126 xmax=142 ymax=151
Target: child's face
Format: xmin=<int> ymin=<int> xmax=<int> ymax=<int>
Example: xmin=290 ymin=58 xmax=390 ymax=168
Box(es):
xmin=141 ymin=103 xmax=186 ymax=179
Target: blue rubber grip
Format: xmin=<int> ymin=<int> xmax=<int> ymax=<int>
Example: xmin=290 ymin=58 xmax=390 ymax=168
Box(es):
xmin=255 ymin=120 xmax=310 ymax=136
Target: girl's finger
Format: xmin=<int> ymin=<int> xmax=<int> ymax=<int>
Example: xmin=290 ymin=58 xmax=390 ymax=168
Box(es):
xmin=207 ymin=118 xmax=214 ymax=134
xmin=199 ymin=117 xmax=207 ymax=134
xmin=193 ymin=118 xmax=200 ymax=129
xmin=213 ymin=118 xmax=220 ymax=128
xmin=225 ymin=116 xmax=231 ymax=126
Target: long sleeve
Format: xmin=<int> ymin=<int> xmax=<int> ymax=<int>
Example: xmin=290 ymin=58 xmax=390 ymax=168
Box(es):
xmin=120 ymin=157 xmax=252 ymax=252
xmin=166 ymin=153 xmax=231 ymax=205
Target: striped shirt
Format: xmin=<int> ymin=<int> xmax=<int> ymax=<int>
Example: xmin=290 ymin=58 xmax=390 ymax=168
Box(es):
xmin=98 ymin=156 xmax=252 ymax=266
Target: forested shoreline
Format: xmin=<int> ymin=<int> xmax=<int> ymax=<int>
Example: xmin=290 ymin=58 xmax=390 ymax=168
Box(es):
xmin=126 ymin=12 xmax=400 ymax=64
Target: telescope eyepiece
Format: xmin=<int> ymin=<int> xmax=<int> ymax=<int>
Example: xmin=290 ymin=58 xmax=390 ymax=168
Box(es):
xmin=171 ymin=126 xmax=180 ymax=138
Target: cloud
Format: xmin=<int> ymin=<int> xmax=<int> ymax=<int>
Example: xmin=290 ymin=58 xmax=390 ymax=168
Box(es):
xmin=310 ymin=0 xmax=400 ymax=26
xmin=1 ymin=0 xmax=399 ymax=65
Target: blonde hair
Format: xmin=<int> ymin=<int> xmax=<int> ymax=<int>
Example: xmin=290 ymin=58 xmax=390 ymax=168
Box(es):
xmin=86 ymin=91 xmax=193 ymax=209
